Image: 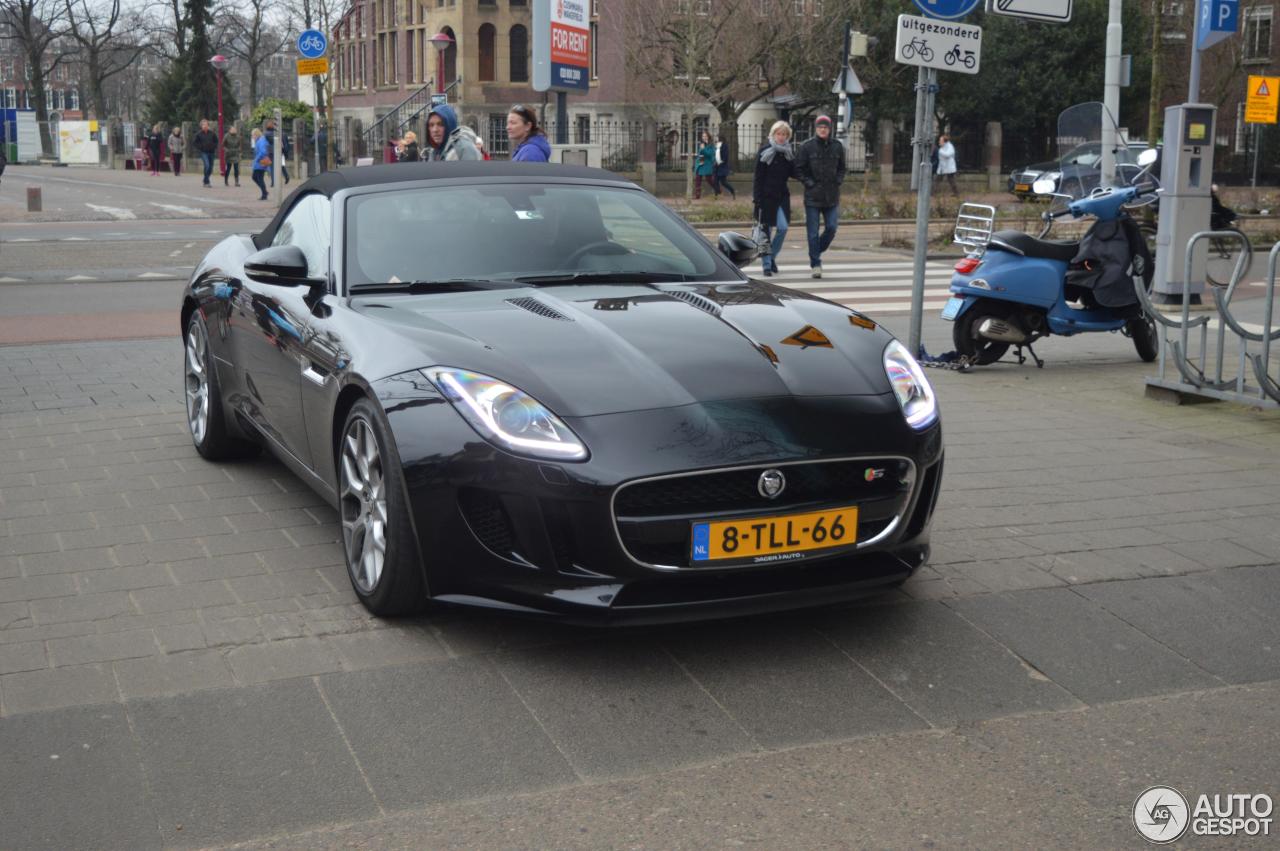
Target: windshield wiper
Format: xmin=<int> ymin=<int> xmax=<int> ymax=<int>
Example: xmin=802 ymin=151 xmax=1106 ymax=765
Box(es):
xmin=349 ymin=278 xmax=518 ymax=294
xmin=510 ymin=270 xmax=692 ymax=285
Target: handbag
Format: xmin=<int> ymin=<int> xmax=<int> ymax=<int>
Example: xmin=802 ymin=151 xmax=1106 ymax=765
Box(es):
xmin=750 ymin=207 xmax=771 ymax=257
xmin=258 ymin=155 xmax=272 ymax=168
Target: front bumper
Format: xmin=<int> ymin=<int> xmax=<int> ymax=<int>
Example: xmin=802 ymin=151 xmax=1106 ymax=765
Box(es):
xmin=377 ymin=378 xmax=944 ymax=622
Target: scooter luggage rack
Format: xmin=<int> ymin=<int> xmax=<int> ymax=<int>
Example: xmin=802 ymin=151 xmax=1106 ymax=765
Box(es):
xmin=954 ymin=203 xmax=996 ymax=254
xmin=1136 ymin=231 xmax=1280 ymax=409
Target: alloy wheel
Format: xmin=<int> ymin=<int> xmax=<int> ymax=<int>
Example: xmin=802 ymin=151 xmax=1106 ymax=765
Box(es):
xmin=185 ymin=319 xmax=209 ymax=445
xmin=340 ymin=417 xmax=388 ymax=593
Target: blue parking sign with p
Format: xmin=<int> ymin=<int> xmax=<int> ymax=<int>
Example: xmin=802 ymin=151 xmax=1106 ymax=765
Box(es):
xmin=1197 ymin=0 xmax=1239 ymax=50
xmin=297 ymin=29 xmax=327 ymax=59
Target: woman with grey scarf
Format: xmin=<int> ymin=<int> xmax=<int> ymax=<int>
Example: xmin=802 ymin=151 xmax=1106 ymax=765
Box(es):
xmin=752 ymin=121 xmax=796 ymax=276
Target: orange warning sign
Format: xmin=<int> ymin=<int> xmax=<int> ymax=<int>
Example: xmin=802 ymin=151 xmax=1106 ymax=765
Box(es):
xmin=1246 ymin=75 xmax=1279 ymax=124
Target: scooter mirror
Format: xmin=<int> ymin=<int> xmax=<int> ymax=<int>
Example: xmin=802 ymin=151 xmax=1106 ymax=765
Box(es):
xmin=1137 ymin=148 xmax=1158 ymax=167
xmin=1032 ymin=176 xmax=1057 ymax=196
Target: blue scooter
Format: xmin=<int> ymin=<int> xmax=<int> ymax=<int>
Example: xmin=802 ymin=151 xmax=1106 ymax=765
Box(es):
xmin=941 ymin=151 xmax=1160 ymax=368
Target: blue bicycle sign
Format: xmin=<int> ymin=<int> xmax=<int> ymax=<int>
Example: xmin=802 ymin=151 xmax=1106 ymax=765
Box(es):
xmin=297 ymin=29 xmax=327 ymax=59
xmin=911 ymin=0 xmax=981 ymax=20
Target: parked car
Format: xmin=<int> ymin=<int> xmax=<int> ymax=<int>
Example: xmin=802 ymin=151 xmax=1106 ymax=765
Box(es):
xmin=180 ymin=162 xmax=944 ymax=623
xmin=1009 ymin=141 xmax=1155 ymax=199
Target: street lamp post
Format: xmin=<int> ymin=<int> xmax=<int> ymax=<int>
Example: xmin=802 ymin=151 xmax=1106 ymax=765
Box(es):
xmin=429 ymin=32 xmax=454 ymax=98
xmin=210 ymin=55 xmax=229 ymax=177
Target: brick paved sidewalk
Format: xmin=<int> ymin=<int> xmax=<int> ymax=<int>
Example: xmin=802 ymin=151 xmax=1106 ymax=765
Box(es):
xmin=0 ymin=334 xmax=1278 ymax=848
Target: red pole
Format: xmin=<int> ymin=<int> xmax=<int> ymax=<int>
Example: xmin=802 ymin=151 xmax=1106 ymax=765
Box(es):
xmin=216 ymin=71 xmax=225 ymax=175
xmin=437 ymin=51 xmax=444 ymax=96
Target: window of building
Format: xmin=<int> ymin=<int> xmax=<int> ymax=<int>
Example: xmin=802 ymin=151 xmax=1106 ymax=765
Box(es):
xmin=442 ymin=25 xmax=457 ymax=83
xmin=69 ymin=89 xmax=78 ymax=110
xmin=481 ymin=0 xmax=496 ymax=6
xmin=391 ymin=31 xmax=399 ymax=83
xmin=591 ymin=0 xmax=598 ymax=15
xmin=479 ymin=24 xmax=496 ymax=81
xmin=576 ymin=114 xmax=591 ymax=143
xmin=813 ymin=0 xmax=822 ymax=15
xmin=1245 ymin=7 xmax=1273 ymax=61
xmin=511 ymin=0 xmax=527 ymax=6
xmin=510 ymin=25 xmax=528 ymax=82
xmin=590 ymin=21 xmax=598 ymax=79
xmin=696 ymin=0 xmax=710 ymax=13
xmin=793 ymin=0 xmax=805 ymax=15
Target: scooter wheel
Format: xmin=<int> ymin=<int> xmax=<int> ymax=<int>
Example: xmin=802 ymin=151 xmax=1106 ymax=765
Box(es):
xmin=953 ymin=308 xmax=1011 ymax=365
xmin=1128 ymin=315 xmax=1159 ymax=362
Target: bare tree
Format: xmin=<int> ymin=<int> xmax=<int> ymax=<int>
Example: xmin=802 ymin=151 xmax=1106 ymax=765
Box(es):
xmin=1 ymin=0 xmax=74 ymax=154
xmin=215 ymin=0 xmax=290 ymax=111
xmin=64 ymin=0 xmax=149 ymax=121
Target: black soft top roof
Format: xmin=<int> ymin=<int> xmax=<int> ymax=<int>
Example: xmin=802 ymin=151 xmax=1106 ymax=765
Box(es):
xmin=255 ymin=161 xmax=636 ymax=247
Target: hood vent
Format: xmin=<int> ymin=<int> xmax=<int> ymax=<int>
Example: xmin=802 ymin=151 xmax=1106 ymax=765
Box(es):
xmin=505 ymin=296 xmax=573 ymax=321
xmin=663 ymin=288 xmax=722 ymax=317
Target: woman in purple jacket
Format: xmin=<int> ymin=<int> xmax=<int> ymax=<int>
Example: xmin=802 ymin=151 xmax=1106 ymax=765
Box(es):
xmin=507 ymin=105 xmax=551 ymax=162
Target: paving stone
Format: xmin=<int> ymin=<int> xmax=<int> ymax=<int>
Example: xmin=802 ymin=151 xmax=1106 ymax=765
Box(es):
xmin=154 ymin=623 xmax=208 ymax=654
xmin=23 ymin=547 xmax=115 ymax=576
xmin=319 ymin=658 xmax=577 ymax=808
xmin=947 ymin=558 xmax=1068 ymax=592
xmin=0 ymin=531 xmax=61 ymax=557
xmin=29 ymin=591 xmax=132 ymax=625
xmin=258 ymin=542 xmax=345 ymax=571
xmin=281 ymin=523 xmax=342 ymax=547
xmin=201 ymin=617 xmax=264 ymax=648
xmin=48 ymin=629 xmax=159 ymax=667
xmin=201 ymin=529 xmax=296 ymax=557
xmin=113 ymin=650 xmax=235 ymax=699
xmin=950 ymin=588 xmax=1221 ymax=703
xmin=167 ymin=553 xmax=266 ymax=584
xmin=131 ymin=580 xmax=236 ymax=614
xmin=327 ymin=627 xmax=447 ymax=671
xmin=666 ymin=620 xmax=927 ymax=747
xmin=0 ymin=704 xmax=160 ymax=849
xmin=0 ymin=640 xmax=47 ymax=675
xmin=112 ymin=539 xmax=207 ymax=566
xmin=226 ymin=637 xmax=344 ymax=684
xmin=1079 ymin=573 xmax=1280 ymax=683
xmin=75 ymin=564 xmax=174 ymax=594
xmin=818 ymin=601 xmax=1080 ymax=726
xmin=0 ymin=555 xmax=20 ymax=580
xmin=127 ymin=678 xmax=377 ymax=846
xmin=0 ymin=663 xmax=118 ymax=715
xmin=7 ymin=512 xmax=96 ymax=535
xmin=1164 ymin=539 xmax=1275 ymax=570
xmin=0 ymin=573 xmax=78 ymax=603
xmin=495 ymin=640 xmax=756 ymax=780
xmin=227 ymin=570 xmax=334 ymax=604
xmin=143 ymin=517 xmax=236 ymax=541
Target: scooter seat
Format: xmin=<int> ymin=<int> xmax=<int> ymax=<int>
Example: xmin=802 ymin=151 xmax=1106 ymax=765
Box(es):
xmin=989 ymin=230 xmax=1079 ymax=263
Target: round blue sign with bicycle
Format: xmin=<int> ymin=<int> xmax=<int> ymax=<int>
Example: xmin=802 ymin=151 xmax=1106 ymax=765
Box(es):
xmin=911 ymin=0 xmax=981 ymax=20
xmin=297 ymin=29 xmax=327 ymax=59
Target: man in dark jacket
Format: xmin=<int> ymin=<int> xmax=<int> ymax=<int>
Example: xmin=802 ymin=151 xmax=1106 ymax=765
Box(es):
xmin=193 ymin=119 xmax=219 ymax=187
xmin=795 ymin=115 xmax=846 ymax=278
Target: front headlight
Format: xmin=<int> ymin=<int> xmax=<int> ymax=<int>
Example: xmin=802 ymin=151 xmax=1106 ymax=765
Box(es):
xmin=882 ymin=340 xmax=937 ymax=430
xmin=425 ymin=368 xmax=588 ymax=461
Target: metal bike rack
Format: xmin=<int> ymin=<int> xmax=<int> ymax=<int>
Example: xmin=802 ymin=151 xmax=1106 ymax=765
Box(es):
xmin=1137 ymin=230 xmax=1280 ymax=408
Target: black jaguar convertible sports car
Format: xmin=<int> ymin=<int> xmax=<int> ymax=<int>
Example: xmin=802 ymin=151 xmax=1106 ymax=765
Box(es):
xmin=181 ymin=162 xmax=943 ymax=623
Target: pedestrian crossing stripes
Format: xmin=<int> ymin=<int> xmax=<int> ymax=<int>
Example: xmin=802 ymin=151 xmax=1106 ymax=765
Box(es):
xmin=753 ymin=256 xmax=957 ymax=314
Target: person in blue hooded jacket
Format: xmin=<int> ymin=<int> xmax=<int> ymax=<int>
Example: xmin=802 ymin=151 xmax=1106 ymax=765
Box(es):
xmin=422 ymin=103 xmax=483 ymax=162
xmin=507 ymin=105 xmax=551 ymax=162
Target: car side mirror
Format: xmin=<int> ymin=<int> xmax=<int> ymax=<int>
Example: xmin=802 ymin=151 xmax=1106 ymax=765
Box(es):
xmin=718 ymin=231 xmax=759 ymax=267
xmin=1138 ymin=148 xmax=1158 ymax=167
xmin=244 ymin=245 xmax=324 ymax=287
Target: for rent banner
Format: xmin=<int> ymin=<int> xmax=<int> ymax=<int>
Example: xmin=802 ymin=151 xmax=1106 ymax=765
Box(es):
xmin=534 ymin=0 xmax=591 ymax=92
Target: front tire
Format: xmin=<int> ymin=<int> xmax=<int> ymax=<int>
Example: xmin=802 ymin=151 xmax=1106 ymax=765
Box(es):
xmin=952 ymin=302 xmax=1011 ymax=365
xmin=339 ymin=398 xmax=427 ymax=616
xmin=184 ymin=312 xmax=258 ymax=460
xmin=1128 ymin=315 xmax=1159 ymax=362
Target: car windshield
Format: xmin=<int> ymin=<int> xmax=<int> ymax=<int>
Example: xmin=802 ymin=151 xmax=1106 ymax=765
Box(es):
xmin=345 ymin=183 xmax=729 ymax=288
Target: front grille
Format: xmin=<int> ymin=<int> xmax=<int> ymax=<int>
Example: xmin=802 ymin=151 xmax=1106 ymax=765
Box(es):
xmin=614 ymin=458 xmax=914 ymax=570
xmin=616 ymin=459 xmax=909 ymax=517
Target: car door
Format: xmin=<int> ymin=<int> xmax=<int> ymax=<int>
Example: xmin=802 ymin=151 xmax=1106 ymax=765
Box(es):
xmin=235 ymin=192 xmax=332 ymax=469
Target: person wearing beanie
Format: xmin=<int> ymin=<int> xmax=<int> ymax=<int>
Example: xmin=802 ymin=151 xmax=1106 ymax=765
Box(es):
xmin=795 ymin=114 xmax=846 ymax=278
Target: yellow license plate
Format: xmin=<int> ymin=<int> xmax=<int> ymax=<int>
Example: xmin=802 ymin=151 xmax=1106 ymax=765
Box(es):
xmin=1014 ymin=183 xmax=1031 ymax=192
xmin=692 ymin=506 xmax=858 ymax=564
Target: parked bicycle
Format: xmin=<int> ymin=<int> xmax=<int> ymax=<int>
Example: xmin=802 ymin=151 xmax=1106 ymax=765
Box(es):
xmin=1206 ymin=187 xmax=1251 ymax=287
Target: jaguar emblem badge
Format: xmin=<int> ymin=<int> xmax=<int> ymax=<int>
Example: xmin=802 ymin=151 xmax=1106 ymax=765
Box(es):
xmin=758 ymin=468 xmax=786 ymax=499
